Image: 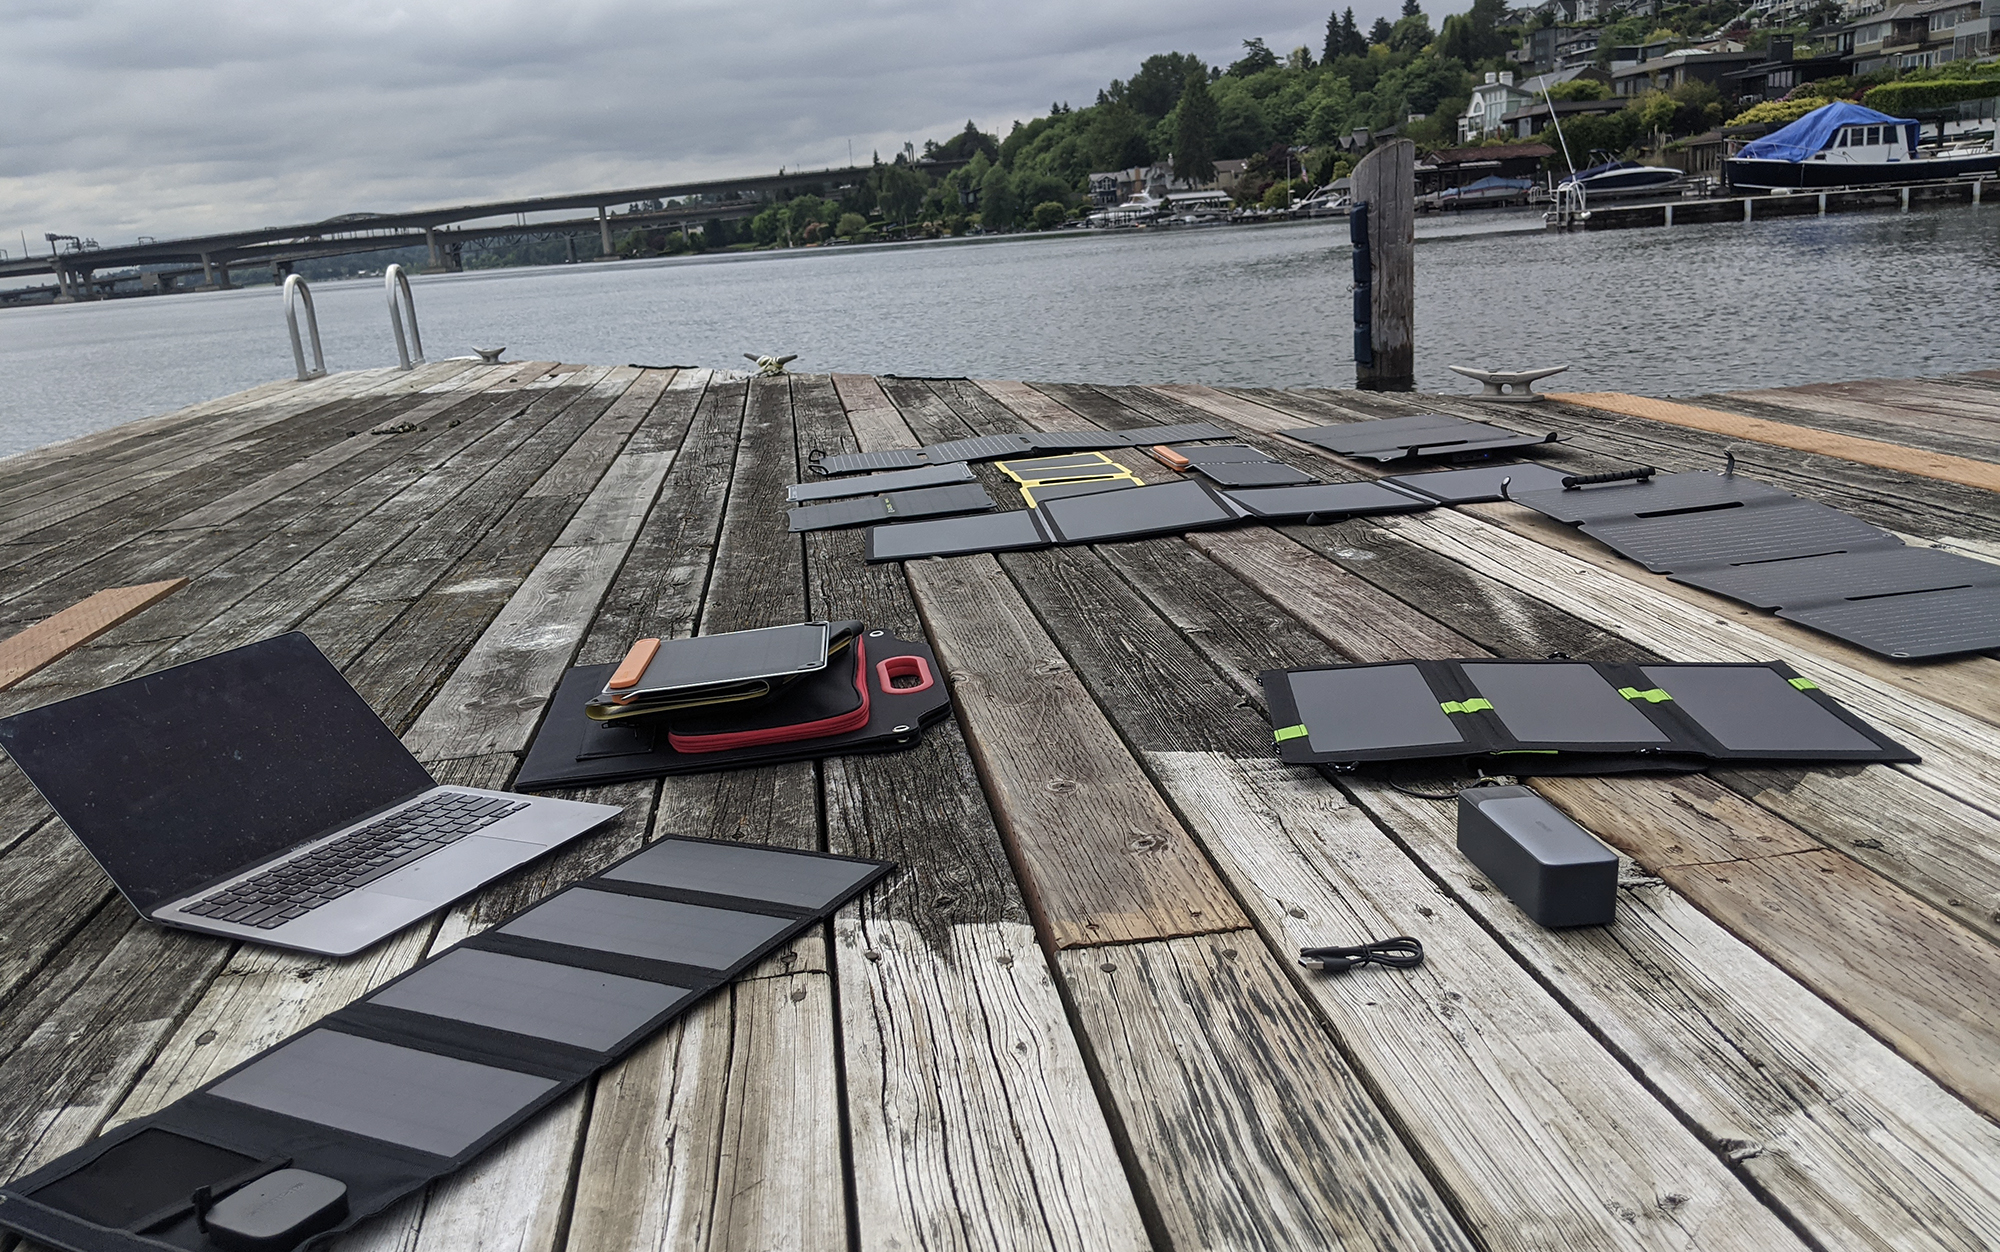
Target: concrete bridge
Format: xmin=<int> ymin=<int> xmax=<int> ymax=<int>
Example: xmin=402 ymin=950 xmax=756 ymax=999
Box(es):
xmin=3 ymin=159 xmax=963 ymax=302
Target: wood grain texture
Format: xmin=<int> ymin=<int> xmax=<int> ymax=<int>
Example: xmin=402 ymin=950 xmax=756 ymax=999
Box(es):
xmin=1057 ymin=934 xmax=1476 ymax=1252
xmin=1354 ymin=783 xmax=2000 ymax=1252
xmin=0 ymin=579 xmax=184 ymax=689
xmin=1353 ymin=139 xmax=1415 ymax=389
xmin=1551 ymin=391 xmax=2000 ymax=491
xmin=903 ymin=554 xmax=1246 ymax=947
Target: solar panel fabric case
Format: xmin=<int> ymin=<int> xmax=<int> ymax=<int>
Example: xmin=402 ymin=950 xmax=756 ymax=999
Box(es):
xmin=1261 ymin=658 xmax=1915 ymax=774
xmin=0 ymin=838 xmax=893 ymax=1252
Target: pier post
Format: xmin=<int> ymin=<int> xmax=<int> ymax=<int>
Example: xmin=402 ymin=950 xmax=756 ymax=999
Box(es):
xmin=1975 ymin=179 xmax=1983 ymax=206
xmin=1900 ymin=186 xmax=1911 ymax=213
xmin=1818 ymin=193 xmax=1827 ymax=215
xmin=1663 ymin=204 xmax=1673 ymax=226
xmin=1743 ymin=198 xmax=1753 ymax=223
xmin=1351 ymin=138 xmax=1415 ymax=391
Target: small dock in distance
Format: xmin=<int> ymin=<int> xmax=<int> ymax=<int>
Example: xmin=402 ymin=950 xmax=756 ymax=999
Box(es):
xmin=1570 ymin=173 xmax=1993 ymax=229
xmin=2 ymin=359 xmax=1999 ymax=1252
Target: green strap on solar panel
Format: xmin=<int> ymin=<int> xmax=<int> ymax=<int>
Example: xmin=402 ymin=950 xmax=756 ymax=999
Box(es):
xmin=1439 ymin=699 xmax=1493 ymax=715
xmin=1618 ymin=687 xmax=1674 ymax=703
xmin=1273 ymin=724 xmax=1309 ymax=743
xmin=1788 ymin=676 xmax=1820 ymax=691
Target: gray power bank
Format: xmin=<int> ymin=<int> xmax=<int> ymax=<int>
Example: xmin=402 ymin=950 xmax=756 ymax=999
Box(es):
xmin=1456 ymin=786 xmax=1618 ymax=927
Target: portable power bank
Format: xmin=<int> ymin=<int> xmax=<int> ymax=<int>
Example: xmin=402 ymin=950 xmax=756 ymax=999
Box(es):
xmin=1456 ymin=786 xmax=1618 ymax=928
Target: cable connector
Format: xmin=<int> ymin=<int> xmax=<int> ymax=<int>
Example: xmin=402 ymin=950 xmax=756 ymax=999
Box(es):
xmin=1298 ymin=935 xmax=1424 ymax=973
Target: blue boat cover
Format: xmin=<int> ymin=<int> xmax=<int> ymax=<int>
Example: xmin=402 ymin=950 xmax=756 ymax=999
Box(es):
xmin=1736 ymin=101 xmax=1918 ymax=162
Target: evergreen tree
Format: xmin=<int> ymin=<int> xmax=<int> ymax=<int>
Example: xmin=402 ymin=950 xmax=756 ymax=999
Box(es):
xmin=1171 ymin=71 xmax=1219 ymax=187
xmin=1340 ymin=8 xmax=1367 ymax=57
xmin=979 ymin=164 xmax=1018 ymax=230
xmin=1369 ymin=16 xmax=1394 ymax=44
xmin=1402 ymin=0 xmax=1422 ymax=16
xmin=1323 ymin=8 xmax=1342 ymax=63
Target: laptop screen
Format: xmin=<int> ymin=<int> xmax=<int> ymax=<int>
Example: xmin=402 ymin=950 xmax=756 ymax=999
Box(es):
xmin=0 ymin=633 xmax=437 ymax=913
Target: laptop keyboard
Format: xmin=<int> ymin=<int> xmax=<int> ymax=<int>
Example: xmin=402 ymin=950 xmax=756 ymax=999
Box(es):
xmin=182 ymin=792 xmax=531 ymax=930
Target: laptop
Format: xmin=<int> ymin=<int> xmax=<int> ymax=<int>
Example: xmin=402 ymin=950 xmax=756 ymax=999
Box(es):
xmin=0 ymin=632 xmax=620 ymax=957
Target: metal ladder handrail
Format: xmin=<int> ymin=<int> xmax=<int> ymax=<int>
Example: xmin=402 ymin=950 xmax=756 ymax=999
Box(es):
xmin=283 ymin=274 xmax=327 ymax=381
xmin=386 ymin=264 xmax=425 ymax=369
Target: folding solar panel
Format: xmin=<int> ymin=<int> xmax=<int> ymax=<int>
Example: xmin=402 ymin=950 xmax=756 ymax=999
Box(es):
xmin=1262 ymin=658 xmax=1915 ymax=775
xmin=1508 ymin=471 xmax=2000 ymax=658
xmin=865 ymin=508 xmax=1053 ymax=562
xmin=1383 ymin=462 xmax=1574 ymax=504
xmin=1022 ymin=478 xmax=1139 ymax=506
xmin=786 ymin=483 xmax=993 ymax=533
xmin=1223 ymin=481 xmax=1433 ymax=521
xmin=1190 ymin=461 xmax=1317 ymax=488
xmin=1288 ymin=415 xmax=1559 ymax=462
xmin=1036 ymin=480 xmax=1246 ymax=544
xmin=1583 ymin=500 xmax=1901 ymax=573
xmin=785 ymin=462 xmax=975 ymax=503
xmin=1 ymin=837 xmax=892 ymax=1252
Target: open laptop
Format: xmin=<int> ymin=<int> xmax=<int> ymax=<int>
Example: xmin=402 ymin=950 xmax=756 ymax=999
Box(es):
xmin=0 ymin=632 xmax=620 ymax=957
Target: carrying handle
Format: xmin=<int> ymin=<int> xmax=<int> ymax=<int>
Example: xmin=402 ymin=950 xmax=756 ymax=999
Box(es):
xmin=607 ymin=638 xmax=660 ymax=690
xmin=1150 ymin=444 xmax=1192 ymax=471
xmin=876 ymin=654 xmax=934 ymax=694
xmin=1560 ymin=466 xmax=1656 ymax=490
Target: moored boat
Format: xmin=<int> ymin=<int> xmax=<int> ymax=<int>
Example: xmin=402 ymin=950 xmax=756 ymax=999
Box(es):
xmin=1725 ymin=101 xmax=2000 ymax=191
xmin=1557 ymin=158 xmax=1684 ymax=198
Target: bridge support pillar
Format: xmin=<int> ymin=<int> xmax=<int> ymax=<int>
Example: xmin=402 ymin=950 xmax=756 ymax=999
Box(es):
xmin=565 ymin=233 xmax=577 ymax=264
xmin=597 ymin=206 xmax=618 ymax=260
xmin=51 ymin=266 xmax=77 ymax=303
xmin=200 ymin=252 xmax=232 ymax=290
xmin=424 ymin=227 xmax=448 ymax=274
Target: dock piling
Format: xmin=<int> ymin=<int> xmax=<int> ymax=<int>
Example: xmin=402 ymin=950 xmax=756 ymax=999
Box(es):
xmin=1351 ymin=139 xmax=1414 ymax=392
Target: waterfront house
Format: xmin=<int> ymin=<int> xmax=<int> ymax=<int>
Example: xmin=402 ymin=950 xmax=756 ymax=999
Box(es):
xmin=1502 ymin=94 xmax=1630 ymax=139
xmin=1722 ymin=35 xmax=1851 ymax=102
xmin=1612 ymin=47 xmax=1763 ymax=96
xmin=1459 ymin=70 xmax=1602 ymax=142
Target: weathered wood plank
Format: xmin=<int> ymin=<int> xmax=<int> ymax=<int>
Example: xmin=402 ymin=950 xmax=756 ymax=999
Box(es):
xmin=1058 ymin=935 xmax=1476 ymax=1252
xmin=1550 ymin=391 xmax=2000 ymax=490
xmin=902 ymin=554 xmax=1247 ymax=948
xmin=0 ymin=580 xmax=184 ymax=690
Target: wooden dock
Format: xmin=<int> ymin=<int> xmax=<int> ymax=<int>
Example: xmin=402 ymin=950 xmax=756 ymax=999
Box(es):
xmin=2 ymin=359 xmax=1999 ymax=1252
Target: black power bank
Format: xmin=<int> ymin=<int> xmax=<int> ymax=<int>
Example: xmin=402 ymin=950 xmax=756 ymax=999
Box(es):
xmin=1456 ymin=787 xmax=1618 ymax=928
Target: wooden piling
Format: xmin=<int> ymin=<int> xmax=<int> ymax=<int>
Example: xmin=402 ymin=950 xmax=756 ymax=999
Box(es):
xmin=1351 ymin=139 xmax=1415 ymax=391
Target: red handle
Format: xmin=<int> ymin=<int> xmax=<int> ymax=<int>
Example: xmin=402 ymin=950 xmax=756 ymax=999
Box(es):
xmin=876 ymin=653 xmax=934 ymax=694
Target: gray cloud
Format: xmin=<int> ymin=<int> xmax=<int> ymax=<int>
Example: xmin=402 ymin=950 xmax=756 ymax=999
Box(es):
xmin=2 ymin=0 xmax=1447 ymax=245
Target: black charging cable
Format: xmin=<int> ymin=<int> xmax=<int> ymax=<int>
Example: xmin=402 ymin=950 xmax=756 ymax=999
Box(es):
xmin=1298 ymin=935 xmax=1424 ymax=973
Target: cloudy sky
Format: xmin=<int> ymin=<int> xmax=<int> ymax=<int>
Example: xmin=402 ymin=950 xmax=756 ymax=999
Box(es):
xmin=1 ymin=0 xmax=1447 ymax=248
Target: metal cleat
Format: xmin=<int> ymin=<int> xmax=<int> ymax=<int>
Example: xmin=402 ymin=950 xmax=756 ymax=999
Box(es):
xmin=1448 ymin=364 xmax=1569 ymax=402
xmin=744 ymin=353 xmax=799 ymax=377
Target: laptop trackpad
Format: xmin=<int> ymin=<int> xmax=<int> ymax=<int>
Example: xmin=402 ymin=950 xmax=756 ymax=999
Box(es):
xmin=365 ymin=835 xmax=546 ymax=905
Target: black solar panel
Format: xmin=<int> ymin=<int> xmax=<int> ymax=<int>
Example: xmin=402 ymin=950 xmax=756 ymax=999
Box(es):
xmin=1024 ymin=478 xmax=1138 ymax=505
xmin=1584 ymin=500 xmax=1900 ymax=573
xmin=1290 ymin=415 xmax=1557 ymax=462
xmin=785 ymin=463 xmax=974 ymax=502
xmin=865 ymin=509 xmax=1052 ymax=561
xmin=787 ymin=483 xmax=994 ymax=532
xmin=1508 ymin=471 xmax=2000 ymax=658
xmin=1038 ymin=480 xmax=1243 ymax=543
xmin=815 ymin=424 xmax=1232 ymax=476
xmin=1223 ymin=481 xmax=1433 ymax=520
xmin=1383 ymin=462 xmax=1573 ymax=504
xmin=1191 ymin=461 xmax=1317 ymax=487
xmin=1172 ymin=444 xmax=1274 ymax=464
xmin=1781 ymin=585 xmax=2000 ymax=659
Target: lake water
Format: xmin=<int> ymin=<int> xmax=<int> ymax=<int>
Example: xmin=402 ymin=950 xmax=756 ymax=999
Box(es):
xmin=4 ymin=205 xmax=1996 ymax=458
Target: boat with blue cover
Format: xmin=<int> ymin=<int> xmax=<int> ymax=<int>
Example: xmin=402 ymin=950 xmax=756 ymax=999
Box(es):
xmin=1725 ymin=100 xmax=2000 ymax=191
xmin=1557 ymin=158 xmax=1683 ymax=198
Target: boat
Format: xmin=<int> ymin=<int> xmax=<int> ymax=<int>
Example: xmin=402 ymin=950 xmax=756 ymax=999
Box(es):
xmin=1725 ymin=101 xmax=2000 ymax=191
xmin=1423 ymin=175 xmax=1535 ymax=210
xmin=1557 ymin=158 xmax=1684 ymax=199
xmin=1290 ymin=185 xmax=1351 ymax=217
xmin=1086 ymin=187 xmax=1234 ymax=227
